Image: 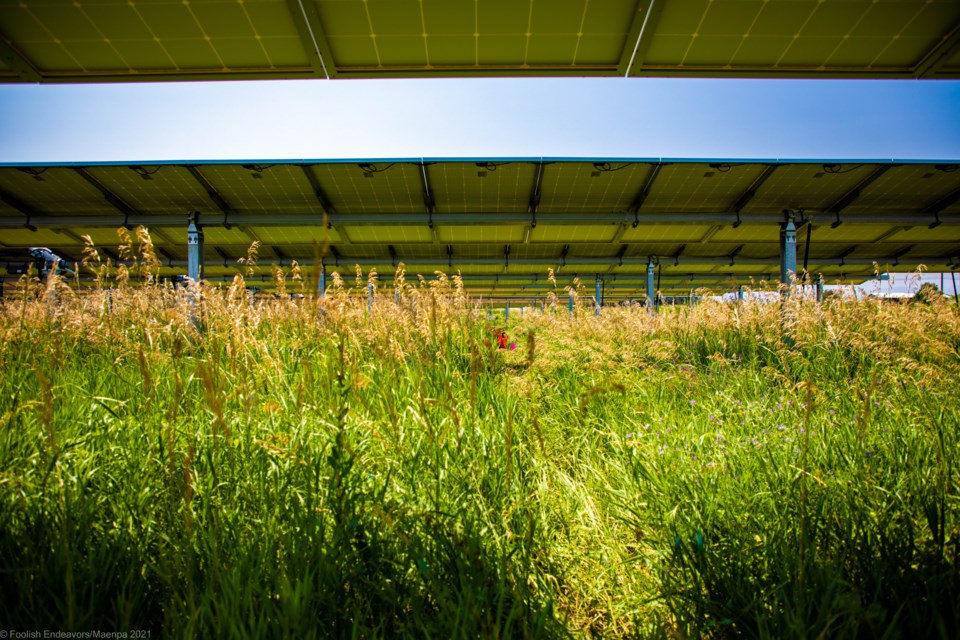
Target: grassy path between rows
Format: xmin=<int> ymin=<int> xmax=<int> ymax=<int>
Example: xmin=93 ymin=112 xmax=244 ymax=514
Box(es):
xmin=1 ymin=274 xmax=958 ymax=638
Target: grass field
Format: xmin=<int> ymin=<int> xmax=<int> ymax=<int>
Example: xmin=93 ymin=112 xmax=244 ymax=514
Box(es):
xmin=1 ymin=249 xmax=959 ymax=638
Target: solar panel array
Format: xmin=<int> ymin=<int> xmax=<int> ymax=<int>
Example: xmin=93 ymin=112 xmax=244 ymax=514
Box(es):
xmin=1 ymin=159 xmax=958 ymax=298
xmin=2 ymin=0 xmax=958 ymax=82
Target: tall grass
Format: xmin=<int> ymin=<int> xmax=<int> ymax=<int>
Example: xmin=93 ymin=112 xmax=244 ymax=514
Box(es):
xmin=1 ymin=242 xmax=958 ymax=638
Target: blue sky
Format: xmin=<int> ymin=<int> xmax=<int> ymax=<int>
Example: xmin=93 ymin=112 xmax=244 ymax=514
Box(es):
xmin=1 ymin=77 xmax=959 ymax=164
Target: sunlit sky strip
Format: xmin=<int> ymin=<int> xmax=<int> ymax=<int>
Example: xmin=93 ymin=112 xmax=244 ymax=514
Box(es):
xmin=0 ymin=77 xmax=958 ymax=165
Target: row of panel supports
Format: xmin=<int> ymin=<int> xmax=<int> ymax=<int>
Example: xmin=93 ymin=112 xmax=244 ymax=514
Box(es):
xmin=183 ymin=212 xmax=815 ymax=312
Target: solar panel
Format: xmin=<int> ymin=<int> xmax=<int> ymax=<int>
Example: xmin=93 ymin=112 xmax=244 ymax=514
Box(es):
xmin=2 ymin=159 xmax=958 ymax=294
xmin=539 ymin=162 xmax=653 ymax=213
xmin=2 ymin=0 xmax=957 ymax=82
xmin=437 ymin=225 xmax=525 ymax=244
xmin=433 ymin=162 xmax=536 ymax=213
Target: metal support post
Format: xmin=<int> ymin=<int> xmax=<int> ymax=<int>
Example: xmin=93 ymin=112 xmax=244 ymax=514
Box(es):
xmin=45 ymin=258 xmax=59 ymax=319
xmin=737 ymin=285 xmax=744 ymax=302
xmin=187 ymin=212 xmax=204 ymax=326
xmin=595 ymin=274 xmax=602 ymax=316
xmin=505 ymin=301 xmax=510 ymax=324
xmin=318 ymin=261 xmax=326 ymax=298
xmin=646 ymin=258 xmax=656 ymax=315
xmin=568 ymin=291 xmax=574 ymax=316
xmin=816 ymin=274 xmax=824 ymax=303
xmin=780 ymin=211 xmax=798 ymax=347
xmin=367 ymin=281 xmax=374 ymax=313
xmin=187 ymin=212 xmax=204 ymax=284
xmin=780 ymin=211 xmax=797 ymax=298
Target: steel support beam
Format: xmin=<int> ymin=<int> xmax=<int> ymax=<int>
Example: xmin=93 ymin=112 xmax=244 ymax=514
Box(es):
xmin=285 ymin=0 xmax=336 ymax=78
xmin=925 ymin=186 xmax=960 ymax=229
xmin=731 ymin=165 xmax=777 ymax=224
xmin=727 ymin=244 xmax=744 ymax=266
xmin=17 ymin=234 xmax=956 ymax=251
xmin=150 ymin=227 xmax=178 ymax=246
xmin=699 ymin=225 xmax=721 ymax=243
xmin=557 ymin=244 xmax=571 ymax=271
xmin=872 ymin=226 xmax=907 ymax=243
xmin=3 ymin=210 xmax=957 ymax=228
xmin=528 ymin=162 xmax=546 ymax=224
xmin=628 ymin=163 xmax=663 ymax=226
xmin=185 ymin=166 xmax=234 ymax=226
xmin=617 ymin=0 xmax=667 ymax=76
xmin=0 ymin=188 xmax=36 ymax=217
xmin=72 ymin=168 xmax=137 ymax=227
xmin=611 ymin=223 xmax=628 ymax=244
xmin=886 ymin=245 xmax=915 ymax=265
xmin=50 ymin=228 xmax=87 ymax=249
xmin=836 ymin=245 xmax=859 ymax=268
xmin=300 ymin=165 xmax=336 ymax=214
xmin=133 ymin=255 xmax=950 ymax=270
xmin=104 ymin=271 xmax=768 ymax=283
xmin=0 ymin=188 xmax=40 ymax=229
xmin=0 ymin=36 xmax=41 ymax=82
xmin=196 ymin=176 xmax=230 ymax=220
xmin=419 ymin=162 xmax=436 ymax=218
xmin=816 ymin=274 xmax=824 ymax=303
xmin=608 ymin=244 xmax=629 ymax=273
xmin=914 ymin=21 xmax=960 ymax=78
xmin=827 ymin=165 xmax=894 ymax=228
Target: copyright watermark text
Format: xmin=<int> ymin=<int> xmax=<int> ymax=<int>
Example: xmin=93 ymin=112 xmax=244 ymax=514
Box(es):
xmin=1 ymin=632 xmax=151 ymax=639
